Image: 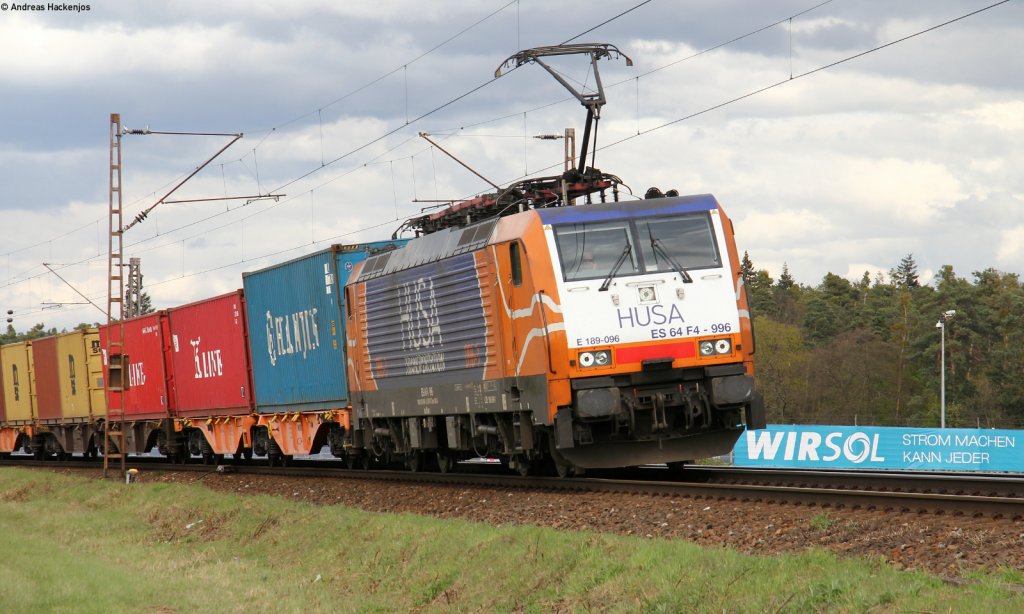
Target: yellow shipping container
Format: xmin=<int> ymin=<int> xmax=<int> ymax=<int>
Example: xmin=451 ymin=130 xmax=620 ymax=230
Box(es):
xmin=54 ymin=329 xmax=106 ymax=420
xmin=84 ymin=329 xmax=107 ymax=419
xmin=1 ymin=342 xmax=35 ymax=423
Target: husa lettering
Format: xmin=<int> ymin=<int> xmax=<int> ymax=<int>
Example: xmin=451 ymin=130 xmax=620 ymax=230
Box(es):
xmin=616 ymin=303 xmax=685 ymax=329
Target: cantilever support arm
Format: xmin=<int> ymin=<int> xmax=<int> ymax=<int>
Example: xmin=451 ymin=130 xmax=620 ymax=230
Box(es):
xmin=122 ymin=132 xmax=243 ymax=232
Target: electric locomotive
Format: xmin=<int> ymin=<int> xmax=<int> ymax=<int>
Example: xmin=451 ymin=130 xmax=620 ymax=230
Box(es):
xmin=342 ymin=43 xmax=763 ymax=474
xmin=344 ymin=186 xmax=763 ymax=474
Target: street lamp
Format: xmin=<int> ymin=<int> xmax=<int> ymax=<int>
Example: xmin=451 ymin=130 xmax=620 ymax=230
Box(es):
xmin=935 ymin=310 xmax=956 ymax=428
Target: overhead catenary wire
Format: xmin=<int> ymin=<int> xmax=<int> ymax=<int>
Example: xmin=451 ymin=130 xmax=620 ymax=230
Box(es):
xmin=3 ymin=0 xmax=1010 ymax=322
xmin=1 ymin=0 xmax=524 ymax=262
xmin=0 ymin=0 xmax=701 ymax=273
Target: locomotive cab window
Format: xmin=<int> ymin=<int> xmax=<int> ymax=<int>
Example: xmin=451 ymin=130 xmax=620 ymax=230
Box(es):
xmin=554 ymin=221 xmax=639 ymax=282
xmin=553 ymin=212 xmax=719 ymax=283
xmin=637 ymin=213 xmax=720 ymax=272
xmin=509 ymin=242 xmax=523 ymax=287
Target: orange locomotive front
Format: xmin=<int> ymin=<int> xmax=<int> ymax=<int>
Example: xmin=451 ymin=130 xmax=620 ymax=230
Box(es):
xmin=344 ymin=192 xmax=764 ymax=474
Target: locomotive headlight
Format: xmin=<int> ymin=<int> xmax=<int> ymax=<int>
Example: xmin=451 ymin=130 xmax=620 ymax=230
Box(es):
xmin=578 ymin=350 xmax=611 ymax=368
xmin=638 ymin=286 xmax=656 ymax=303
xmin=700 ymin=339 xmax=733 ymax=356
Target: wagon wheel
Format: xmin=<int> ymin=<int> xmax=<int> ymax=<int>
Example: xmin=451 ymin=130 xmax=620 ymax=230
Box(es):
xmin=513 ymin=454 xmax=533 ymax=477
xmin=405 ymin=450 xmax=423 ymax=472
xmin=435 ymin=450 xmax=455 ymax=474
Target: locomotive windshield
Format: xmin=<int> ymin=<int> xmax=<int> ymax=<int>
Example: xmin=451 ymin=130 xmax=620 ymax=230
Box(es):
xmin=636 ymin=213 xmax=720 ymax=272
xmin=553 ymin=211 xmax=720 ymax=282
xmin=555 ymin=221 xmax=639 ymax=282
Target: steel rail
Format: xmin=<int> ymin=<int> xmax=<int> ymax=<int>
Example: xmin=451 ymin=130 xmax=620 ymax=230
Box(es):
xmin=5 ymin=458 xmax=1022 ymax=519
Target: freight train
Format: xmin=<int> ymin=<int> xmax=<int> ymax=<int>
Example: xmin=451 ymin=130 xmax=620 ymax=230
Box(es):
xmin=0 ymin=43 xmax=764 ymax=475
xmin=0 ymin=190 xmax=763 ymax=475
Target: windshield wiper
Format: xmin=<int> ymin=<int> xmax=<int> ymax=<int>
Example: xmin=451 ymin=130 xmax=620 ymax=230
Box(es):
xmin=599 ymin=243 xmax=632 ymax=291
xmin=650 ymin=236 xmax=693 ymax=283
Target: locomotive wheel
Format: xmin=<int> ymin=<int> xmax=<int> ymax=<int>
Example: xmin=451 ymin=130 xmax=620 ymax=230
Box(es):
xmin=553 ymin=457 xmax=573 ymax=478
xmin=360 ymin=452 xmax=373 ymax=471
xmin=435 ymin=450 xmax=455 ymax=474
xmin=344 ymin=453 xmax=357 ymax=469
xmin=547 ymin=435 xmax=576 ymax=478
xmin=513 ymin=454 xmax=533 ymax=477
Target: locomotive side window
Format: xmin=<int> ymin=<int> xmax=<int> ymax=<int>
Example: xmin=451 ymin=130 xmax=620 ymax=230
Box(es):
xmin=554 ymin=221 xmax=638 ymax=282
xmin=509 ymin=242 xmax=523 ymax=287
xmin=637 ymin=213 xmax=720 ymax=272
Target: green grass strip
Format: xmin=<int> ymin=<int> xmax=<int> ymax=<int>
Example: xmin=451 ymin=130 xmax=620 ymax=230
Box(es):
xmin=1 ymin=468 xmax=1022 ymax=613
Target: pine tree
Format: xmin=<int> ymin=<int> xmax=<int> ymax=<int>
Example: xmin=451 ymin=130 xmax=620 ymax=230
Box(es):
xmin=139 ymin=291 xmax=154 ymax=315
xmin=777 ymin=263 xmax=795 ymax=290
xmin=740 ymin=251 xmax=755 ymax=281
xmin=890 ymin=253 xmax=920 ymax=288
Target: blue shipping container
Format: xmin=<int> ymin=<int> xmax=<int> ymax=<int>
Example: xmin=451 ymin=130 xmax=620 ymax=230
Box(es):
xmin=243 ymin=241 xmax=406 ymax=413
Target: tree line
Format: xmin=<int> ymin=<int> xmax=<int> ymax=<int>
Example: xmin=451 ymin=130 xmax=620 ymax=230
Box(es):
xmin=744 ymin=253 xmax=1024 ymax=429
xmin=1 ymin=291 xmax=153 ymax=346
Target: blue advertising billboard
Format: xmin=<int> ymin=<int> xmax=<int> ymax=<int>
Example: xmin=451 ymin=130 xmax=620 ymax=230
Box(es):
xmin=734 ymin=425 xmax=1021 ymax=472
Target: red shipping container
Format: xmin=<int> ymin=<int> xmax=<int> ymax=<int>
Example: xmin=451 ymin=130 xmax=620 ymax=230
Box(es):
xmin=99 ymin=312 xmax=174 ymax=420
xmin=166 ymin=291 xmax=254 ymax=417
xmin=0 ymin=349 xmax=7 ymax=423
xmin=32 ymin=336 xmax=61 ymax=420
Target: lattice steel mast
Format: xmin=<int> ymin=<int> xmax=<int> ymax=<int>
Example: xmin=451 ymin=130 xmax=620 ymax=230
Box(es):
xmin=103 ymin=113 xmax=127 ymax=479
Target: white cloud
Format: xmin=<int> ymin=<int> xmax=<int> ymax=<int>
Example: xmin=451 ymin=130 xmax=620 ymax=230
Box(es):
xmin=1 ymin=1 xmax=1022 ymax=331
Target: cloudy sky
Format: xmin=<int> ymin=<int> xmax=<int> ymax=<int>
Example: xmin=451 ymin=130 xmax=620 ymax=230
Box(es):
xmin=1 ymin=0 xmax=1020 ymax=331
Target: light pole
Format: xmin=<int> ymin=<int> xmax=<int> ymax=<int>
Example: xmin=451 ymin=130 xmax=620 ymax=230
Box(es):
xmin=935 ymin=309 xmax=956 ymax=428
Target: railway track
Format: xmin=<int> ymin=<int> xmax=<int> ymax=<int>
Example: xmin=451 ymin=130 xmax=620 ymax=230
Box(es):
xmin=5 ymin=456 xmax=1023 ymax=520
